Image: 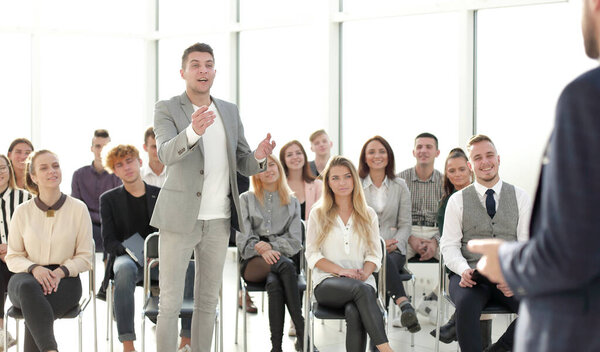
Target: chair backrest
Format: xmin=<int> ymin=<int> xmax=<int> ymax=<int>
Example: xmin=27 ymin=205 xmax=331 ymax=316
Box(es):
xmin=143 ymin=233 xmax=160 ymax=298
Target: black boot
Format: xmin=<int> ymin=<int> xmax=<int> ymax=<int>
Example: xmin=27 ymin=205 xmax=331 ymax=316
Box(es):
xmin=430 ymin=312 xmax=457 ymax=343
xmin=480 ymin=319 xmax=492 ymax=350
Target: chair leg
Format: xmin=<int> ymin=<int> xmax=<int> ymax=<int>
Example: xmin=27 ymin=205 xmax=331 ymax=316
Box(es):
xmin=16 ymin=319 xmax=20 ymax=352
xmin=338 ymin=320 xmax=342 ymax=332
xmin=310 ymin=312 xmax=314 ymax=352
xmin=78 ymin=314 xmax=83 ymax=352
xmin=141 ymin=313 xmax=146 ymax=352
xmin=242 ymin=286 xmax=247 ymax=352
xmin=219 ymin=287 xmax=224 ymax=352
xmin=4 ymin=313 xmax=8 ymax=352
xmin=411 ymin=278 xmax=416 ymax=348
xmin=235 ymin=274 xmax=240 ymax=344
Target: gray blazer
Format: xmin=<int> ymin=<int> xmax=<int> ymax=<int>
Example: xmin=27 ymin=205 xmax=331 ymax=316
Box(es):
xmin=150 ymin=92 xmax=264 ymax=234
xmin=361 ymin=176 xmax=412 ymax=255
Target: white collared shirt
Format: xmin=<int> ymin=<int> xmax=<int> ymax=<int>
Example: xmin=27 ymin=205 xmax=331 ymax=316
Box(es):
xmin=363 ymin=175 xmax=389 ymax=214
xmin=185 ymin=102 xmax=231 ymax=220
xmin=141 ymin=164 xmax=166 ymax=188
xmin=440 ymin=179 xmax=531 ymax=275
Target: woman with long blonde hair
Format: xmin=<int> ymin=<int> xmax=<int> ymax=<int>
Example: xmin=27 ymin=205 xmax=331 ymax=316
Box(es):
xmin=306 ymin=156 xmax=394 ymax=352
xmin=236 ymin=155 xmax=311 ymax=352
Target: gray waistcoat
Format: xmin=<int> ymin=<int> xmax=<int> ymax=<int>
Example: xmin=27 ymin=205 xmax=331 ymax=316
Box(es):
xmin=461 ymin=182 xmax=519 ymax=268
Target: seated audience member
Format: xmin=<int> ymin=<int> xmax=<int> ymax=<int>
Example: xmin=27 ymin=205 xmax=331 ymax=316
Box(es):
xmin=308 ymin=130 xmax=333 ymax=177
xmin=72 ymin=129 xmax=121 ymax=255
xmin=7 ymin=138 xmax=34 ymax=189
xmin=431 ymin=148 xmax=495 ymax=346
xmin=141 ymin=127 xmax=166 ymax=187
xmin=279 ymin=140 xmax=323 ymax=221
xmin=6 ymin=150 xmax=93 ymax=352
xmin=0 ymin=154 xmax=31 ymax=349
xmin=306 ymin=156 xmax=394 ymax=352
xmin=358 ymin=136 xmax=420 ymax=333
xmin=237 ymin=155 xmax=310 ymax=352
xmin=398 ymin=132 xmax=444 ymax=263
xmin=440 ymin=135 xmax=531 ymax=352
xmin=100 ymin=145 xmax=193 ymax=352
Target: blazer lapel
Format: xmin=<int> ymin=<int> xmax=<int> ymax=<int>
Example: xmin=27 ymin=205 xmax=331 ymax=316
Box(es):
xmin=180 ymin=92 xmax=204 ymax=155
xmin=382 ymin=179 xmax=398 ymax=219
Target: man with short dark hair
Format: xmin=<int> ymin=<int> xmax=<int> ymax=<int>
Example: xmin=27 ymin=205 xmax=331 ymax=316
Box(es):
xmin=152 ymin=42 xmax=275 ymax=352
xmin=441 ymin=135 xmax=531 ymax=352
xmin=72 ymin=129 xmax=121 ymax=253
xmin=141 ymin=127 xmax=166 ymax=187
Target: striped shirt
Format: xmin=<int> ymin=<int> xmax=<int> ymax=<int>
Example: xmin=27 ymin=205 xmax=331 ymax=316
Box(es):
xmin=0 ymin=187 xmax=32 ymax=243
xmin=398 ymin=167 xmax=444 ymax=227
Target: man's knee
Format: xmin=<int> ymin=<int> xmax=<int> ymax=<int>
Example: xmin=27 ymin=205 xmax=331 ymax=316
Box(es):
xmin=113 ymin=260 xmax=138 ymax=286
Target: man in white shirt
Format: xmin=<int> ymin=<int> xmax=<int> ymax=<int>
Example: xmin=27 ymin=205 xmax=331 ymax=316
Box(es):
xmin=151 ymin=43 xmax=274 ymax=352
xmin=141 ymin=127 xmax=166 ymax=187
xmin=440 ymin=134 xmax=531 ymax=352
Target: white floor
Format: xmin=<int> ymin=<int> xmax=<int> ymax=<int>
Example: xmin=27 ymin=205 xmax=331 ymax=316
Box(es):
xmin=3 ymin=249 xmax=513 ymax=352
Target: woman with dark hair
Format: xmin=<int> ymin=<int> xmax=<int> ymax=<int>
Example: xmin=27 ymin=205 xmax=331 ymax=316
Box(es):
xmin=358 ymin=136 xmax=421 ymax=333
xmin=6 ymin=150 xmax=93 ymax=352
xmin=237 ymin=155 xmax=311 ymax=352
xmin=306 ymin=156 xmax=394 ymax=352
xmin=0 ymin=154 xmax=31 ymax=348
xmin=279 ymin=140 xmax=322 ymax=221
xmin=7 ymin=138 xmax=34 ymax=189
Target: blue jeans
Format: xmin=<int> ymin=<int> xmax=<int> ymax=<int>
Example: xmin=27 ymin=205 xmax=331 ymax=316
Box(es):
xmin=113 ymin=254 xmax=194 ymax=342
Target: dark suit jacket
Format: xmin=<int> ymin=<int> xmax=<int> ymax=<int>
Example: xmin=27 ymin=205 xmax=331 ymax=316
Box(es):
xmin=98 ymin=183 xmax=160 ymax=294
xmin=499 ymin=66 xmax=600 ymax=351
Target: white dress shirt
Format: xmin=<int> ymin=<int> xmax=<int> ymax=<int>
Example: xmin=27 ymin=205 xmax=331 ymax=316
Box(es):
xmin=440 ymin=179 xmax=531 ymax=276
xmin=186 ymin=102 xmax=231 ymax=220
xmin=306 ymin=206 xmax=382 ymax=290
xmin=141 ymin=164 xmax=166 ymax=188
xmin=362 ymin=175 xmax=389 ymax=214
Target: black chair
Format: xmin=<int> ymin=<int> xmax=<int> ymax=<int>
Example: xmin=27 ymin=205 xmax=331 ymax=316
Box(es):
xmin=304 ymin=237 xmax=388 ymax=352
xmin=4 ymin=243 xmax=98 ymax=352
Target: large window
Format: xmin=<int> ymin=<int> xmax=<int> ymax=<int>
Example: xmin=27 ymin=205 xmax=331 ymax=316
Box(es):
xmin=342 ymin=13 xmax=461 ymax=170
xmin=476 ymin=1 xmax=596 ymax=195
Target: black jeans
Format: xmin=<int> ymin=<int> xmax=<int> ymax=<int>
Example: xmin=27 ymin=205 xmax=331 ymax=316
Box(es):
xmin=449 ymin=273 xmax=519 ymax=352
xmin=314 ymin=277 xmax=388 ymax=352
xmin=0 ymin=260 xmax=13 ymax=318
xmin=373 ymin=251 xmax=408 ymax=305
xmin=8 ymin=271 xmax=82 ymax=352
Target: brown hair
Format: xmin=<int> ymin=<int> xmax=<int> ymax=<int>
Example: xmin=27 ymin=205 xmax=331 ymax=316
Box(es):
xmin=358 ymin=136 xmax=396 ymax=180
xmin=105 ymin=145 xmax=140 ymax=173
xmin=0 ymin=155 xmax=16 ymax=190
xmin=182 ymin=43 xmax=214 ymax=69
xmin=442 ymin=148 xmax=472 ymax=197
xmin=415 ymin=132 xmax=439 ymax=149
xmin=309 ymin=129 xmax=329 ymax=143
xmin=8 ymin=138 xmax=34 ymax=153
xmin=25 ymin=150 xmax=56 ymax=196
xmin=279 ymin=140 xmax=317 ymax=183
xmin=251 ymin=155 xmax=292 ymax=206
xmin=144 ymin=126 xmax=155 ymax=145
xmin=466 ymin=134 xmax=496 ymax=154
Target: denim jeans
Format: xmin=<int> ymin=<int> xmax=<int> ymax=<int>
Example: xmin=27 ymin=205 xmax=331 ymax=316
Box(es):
xmin=113 ymin=254 xmax=194 ymax=342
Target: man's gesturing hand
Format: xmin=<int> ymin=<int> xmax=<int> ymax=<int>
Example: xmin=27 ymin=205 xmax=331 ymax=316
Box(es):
xmin=191 ymin=105 xmax=216 ymax=136
xmin=254 ymin=133 xmax=276 ymax=160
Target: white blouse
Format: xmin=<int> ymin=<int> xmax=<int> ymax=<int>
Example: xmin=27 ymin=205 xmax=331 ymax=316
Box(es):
xmin=306 ymin=206 xmax=382 ymax=289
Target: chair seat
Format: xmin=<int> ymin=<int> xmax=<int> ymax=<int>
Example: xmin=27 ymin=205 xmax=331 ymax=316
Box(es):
xmin=244 ymin=281 xmax=266 ymax=292
xmin=482 ymin=303 xmax=514 ymax=314
xmin=7 ymin=304 xmax=81 ymax=320
xmin=143 ymin=296 xmax=194 ymax=319
xmin=311 ymin=302 xmax=345 ymax=320
xmin=408 ymin=257 xmax=439 ymax=264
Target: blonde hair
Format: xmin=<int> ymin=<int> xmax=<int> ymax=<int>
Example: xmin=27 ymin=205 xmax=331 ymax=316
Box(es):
xmin=25 ymin=150 xmax=57 ymax=196
xmin=251 ymin=155 xmax=293 ymax=206
xmin=313 ymin=156 xmax=375 ymax=252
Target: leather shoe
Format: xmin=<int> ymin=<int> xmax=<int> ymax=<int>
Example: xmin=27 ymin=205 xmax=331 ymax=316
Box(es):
xmin=430 ymin=312 xmax=456 ymax=344
xmin=238 ymin=292 xmax=258 ymax=313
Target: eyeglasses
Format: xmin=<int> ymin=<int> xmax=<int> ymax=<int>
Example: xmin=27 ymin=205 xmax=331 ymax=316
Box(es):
xmin=0 ymin=166 xmax=8 ymax=174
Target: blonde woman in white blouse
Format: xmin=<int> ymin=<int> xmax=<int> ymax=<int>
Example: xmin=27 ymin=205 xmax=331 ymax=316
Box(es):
xmin=306 ymin=156 xmax=394 ymax=352
xmin=6 ymin=150 xmax=93 ymax=352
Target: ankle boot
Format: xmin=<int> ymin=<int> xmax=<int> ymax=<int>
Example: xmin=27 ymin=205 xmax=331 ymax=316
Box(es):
xmin=480 ymin=319 xmax=493 ymax=350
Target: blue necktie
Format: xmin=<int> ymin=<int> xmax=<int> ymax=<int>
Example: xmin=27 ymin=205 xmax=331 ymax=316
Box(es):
xmin=485 ymin=189 xmax=496 ymax=218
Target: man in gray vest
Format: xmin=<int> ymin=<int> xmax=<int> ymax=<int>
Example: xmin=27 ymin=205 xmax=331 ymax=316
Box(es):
xmin=440 ymin=134 xmax=531 ymax=352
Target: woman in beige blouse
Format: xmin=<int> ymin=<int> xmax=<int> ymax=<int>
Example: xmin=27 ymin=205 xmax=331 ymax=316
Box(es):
xmin=6 ymin=150 xmax=93 ymax=352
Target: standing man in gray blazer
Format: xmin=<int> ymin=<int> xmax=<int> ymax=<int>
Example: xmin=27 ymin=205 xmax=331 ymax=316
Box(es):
xmin=151 ymin=42 xmax=275 ymax=352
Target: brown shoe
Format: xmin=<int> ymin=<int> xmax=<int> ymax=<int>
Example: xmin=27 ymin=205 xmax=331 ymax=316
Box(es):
xmin=238 ymin=292 xmax=258 ymax=313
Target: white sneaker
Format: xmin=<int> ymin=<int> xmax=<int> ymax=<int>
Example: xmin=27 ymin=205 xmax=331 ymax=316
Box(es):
xmin=417 ymin=300 xmax=438 ymax=324
xmin=392 ymin=316 xmax=403 ymax=328
xmin=177 ymin=345 xmax=192 ymax=352
xmin=0 ymin=329 xmax=17 ymax=351
xmin=288 ymin=319 xmax=296 ymax=336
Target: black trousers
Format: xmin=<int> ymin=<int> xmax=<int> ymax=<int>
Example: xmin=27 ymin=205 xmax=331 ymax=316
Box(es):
xmin=373 ymin=251 xmax=408 ymax=304
xmin=314 ymin=277 xmax=388 ymax=352
xmin=0 ymin=260 xmax=13 ymax=319
xmin=8 ymin=271 xmax=82 ymax=352
xmin=449 ymin=273 xmax=519 ymax=352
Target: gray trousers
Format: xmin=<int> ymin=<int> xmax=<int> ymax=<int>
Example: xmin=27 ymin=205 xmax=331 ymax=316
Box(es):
xmin=156 ymin=218 xmax=230 ymax=352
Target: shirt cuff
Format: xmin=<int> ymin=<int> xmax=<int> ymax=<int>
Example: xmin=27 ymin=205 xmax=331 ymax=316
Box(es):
xmin=255 ymin=155 xmax=266 ymax=163
xmin=185 ymin=124 xmax=201 ymax=147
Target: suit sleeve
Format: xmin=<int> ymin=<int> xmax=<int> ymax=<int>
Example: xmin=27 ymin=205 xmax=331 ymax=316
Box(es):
xmin=154 ymin=100 xmax=199 ymax=166
xmin=500 ymin=76 xmax=600 ymax=297
xmin=236 ymin=193 xmax=260 ymax=260
xmin=100 ymin=194 xmax=126 ymax=257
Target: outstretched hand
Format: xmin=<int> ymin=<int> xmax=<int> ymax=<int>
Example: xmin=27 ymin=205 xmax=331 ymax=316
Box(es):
xmin=467 ymin=239 xmax=506 ymax=284
xmin=254 ymin=133 xmax=276 ymax=160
